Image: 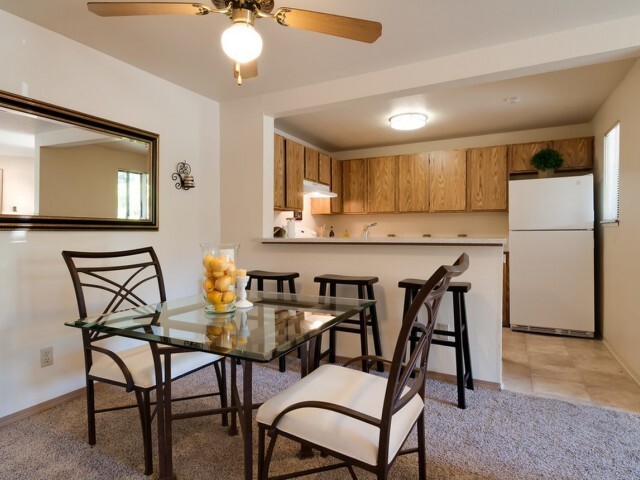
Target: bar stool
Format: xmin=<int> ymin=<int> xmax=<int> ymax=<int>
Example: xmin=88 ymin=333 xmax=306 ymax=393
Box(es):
xmin=313 ymin=274 xmax=384 ymax=373
xmin=247 ymin=270 xmax=300 ymax=373
xmin=398 ymin=278 xmax=474 ymax=409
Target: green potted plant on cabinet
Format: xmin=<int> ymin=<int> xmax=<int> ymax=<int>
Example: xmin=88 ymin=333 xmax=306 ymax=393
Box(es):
xmin=531 ymin=148 xmax=564 ymax=177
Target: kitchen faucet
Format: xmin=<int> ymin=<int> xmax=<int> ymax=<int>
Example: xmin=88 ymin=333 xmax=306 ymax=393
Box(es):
xmin=362 ymin=222 xmax=378 ymax=239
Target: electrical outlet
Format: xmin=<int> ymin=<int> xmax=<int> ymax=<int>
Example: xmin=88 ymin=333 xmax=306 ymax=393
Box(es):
xmin=40 ymin=347 xmax=53 ymax=367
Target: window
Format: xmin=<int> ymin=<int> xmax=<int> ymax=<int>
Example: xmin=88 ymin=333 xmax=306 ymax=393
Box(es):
xmin=602 ymin=122 xmax=620 ymax=224
xmin=117 ymin=170 xmax=149 ymax=220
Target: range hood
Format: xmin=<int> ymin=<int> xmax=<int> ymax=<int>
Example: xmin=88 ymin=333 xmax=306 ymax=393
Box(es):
xmin=303 ymin=180 xmax=337 ymax=198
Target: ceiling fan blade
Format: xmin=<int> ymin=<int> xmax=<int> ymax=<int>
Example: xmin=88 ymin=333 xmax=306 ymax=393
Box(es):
xmin=233 ymin=61 xmax=258 ymax=85
xmin=87 ymin=2 xmax=211 ymax=17
xmin=276 ymin=8 xmax=382 ymax=43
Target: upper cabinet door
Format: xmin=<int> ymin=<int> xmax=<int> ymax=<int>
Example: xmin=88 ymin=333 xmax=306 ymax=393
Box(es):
xmin=342 ymin=158 xmax=367 ymax=214
xmin=285 ymin=140 xmax=304 ymax=211
xmin=508 ymin=141 xmax=549 ymax=174
xmin=318 ymin=153 xmax=331 ymax=185
xmin=304 ymin=147 xmax=319 ymax=182
xmin=398 ymin=154 xmax=429 ymax=212
xmin=367 ymin=156 xmax=397 ymax=213
xmin=468 ymin=146 xmax=508 ymax=211
xmin=274 ymin=134 xmax=286 ymax=209
xmin=552 ymin=137 xmax=594 ymax=170
xmin=429 ymin=150 xmax=467 ymax=212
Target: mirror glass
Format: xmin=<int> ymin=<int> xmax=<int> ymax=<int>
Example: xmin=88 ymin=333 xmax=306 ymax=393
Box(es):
xmin=0 ymin=90 xmax=158 ymax=230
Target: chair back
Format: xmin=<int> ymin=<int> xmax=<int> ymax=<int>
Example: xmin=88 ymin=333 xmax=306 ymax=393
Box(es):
xmin=378 ymin=253 xmax=469 ymax=465
xmin=62 ymin=247 xmax=166 ymax=319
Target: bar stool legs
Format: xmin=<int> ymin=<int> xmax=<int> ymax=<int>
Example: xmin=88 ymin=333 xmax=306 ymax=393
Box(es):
xmin=315 ymin=275 xmax=384 ymax=373
xmin=400 ymin=279 xmax=474 ymax=409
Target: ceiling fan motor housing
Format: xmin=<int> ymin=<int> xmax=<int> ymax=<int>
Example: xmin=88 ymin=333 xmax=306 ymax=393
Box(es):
xmin=213 ymin=0 xmax=275 ymax=14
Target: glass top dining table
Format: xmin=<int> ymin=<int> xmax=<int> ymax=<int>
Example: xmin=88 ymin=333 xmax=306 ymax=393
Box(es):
xmin=65 ymin=291 xmax=375 ymax=480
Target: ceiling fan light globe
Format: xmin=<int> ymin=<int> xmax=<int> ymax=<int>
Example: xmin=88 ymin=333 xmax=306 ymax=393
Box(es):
xmin=221 ymin=23 xmax=263 ymax=64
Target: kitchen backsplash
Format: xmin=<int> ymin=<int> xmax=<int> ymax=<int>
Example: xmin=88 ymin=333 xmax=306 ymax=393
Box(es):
xmin=274 ymin=196 xmax=508 ymax=239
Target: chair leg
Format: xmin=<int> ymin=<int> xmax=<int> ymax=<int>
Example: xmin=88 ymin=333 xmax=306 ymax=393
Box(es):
xmin=135 ymin=389 xmax=153 ymax=475
xmin=85 ymin=378 xmax=96 ymax=446
xmin=453 ymin=292 xmax=466 ymax=409
xmin=263 ymin=429 xmax=279 ymax=480
xmin=279 ymin=357 xmax=286 ymax=372
xmin=417 ymin=411 xmax=427 ymax=480
xmin=460 ymin=292 xmax=474 ymax=390
xmin=366 ymin=284 xmax=384 ymax=372
xmin=258 ymin=425 xmax=267 ymax=480
xmin=214 ymin=359 xmax=229 ymax=426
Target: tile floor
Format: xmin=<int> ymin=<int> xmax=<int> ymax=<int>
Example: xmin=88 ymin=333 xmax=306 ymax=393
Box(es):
xmin=502 ymin=327 xmax=640 ymax=414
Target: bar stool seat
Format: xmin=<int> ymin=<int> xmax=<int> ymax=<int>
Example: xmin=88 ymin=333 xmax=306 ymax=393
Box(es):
xmin=314 ymin=274 xmax=383 ymax=373
xmin=247 ymin=270 xmax=300 ymax=372
xmin=398 ymin=279 xmax=474 ymax=409
xmin=247 ymin=270 xmax=299 ymax=293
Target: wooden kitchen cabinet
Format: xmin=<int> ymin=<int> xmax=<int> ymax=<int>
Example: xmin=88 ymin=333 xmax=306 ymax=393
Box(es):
xmin=552 ymin=137 xmax=593 ymax=170
xmin=468 ymin=146 xmax=508 ymax=211
xmin=429 ymin=150 xmax=467 ymax=212
xmin=285 ymin=139 xmax=304 ymax=211
xmin=367 ymin=156 xmax=397 ymax=213
xmin=273 ymin=134 xmax=286 ymax=209
xmin=508 ymin=141 xmax=549 ymax=174
xmin=342 ymin=158 xmax=367 ymax=214
xmin=311 ymin=157 xmax=343 ymax=215
xmin=304 ymin=147 xmax=319 ymax=182
xmin=318 ymin=153 xmax=331 ymax=185
xmin=397 ymin=154 xmax=429 ymax=212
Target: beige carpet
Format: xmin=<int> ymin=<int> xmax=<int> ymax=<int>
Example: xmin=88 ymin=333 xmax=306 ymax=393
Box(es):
xmin=1 ymin=359 xmax=639 ymax=479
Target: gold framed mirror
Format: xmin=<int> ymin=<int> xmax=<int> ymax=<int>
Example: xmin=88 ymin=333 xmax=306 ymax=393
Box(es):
xmin=0 ymin=90 xmax=158 ymax=230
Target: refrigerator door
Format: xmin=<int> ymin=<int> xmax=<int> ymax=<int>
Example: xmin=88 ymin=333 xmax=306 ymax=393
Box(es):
xmin=509 ymin=230 xmax=594 ymax=335
xmin=509 ymin=174 xmax=594 ymax=230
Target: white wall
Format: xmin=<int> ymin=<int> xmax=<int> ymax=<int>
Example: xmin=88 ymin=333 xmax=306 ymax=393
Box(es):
xmin=592 ymin=58 xmax=640 ymax=382
xmin=0 ymin=155 xmax=35 ymax=214
xmin=0 ymin=10 xmax=220 ymax=417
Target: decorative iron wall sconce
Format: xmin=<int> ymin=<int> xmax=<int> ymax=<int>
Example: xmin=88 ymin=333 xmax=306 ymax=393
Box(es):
xmin=172 ymin=161 xmax=195 ymax=190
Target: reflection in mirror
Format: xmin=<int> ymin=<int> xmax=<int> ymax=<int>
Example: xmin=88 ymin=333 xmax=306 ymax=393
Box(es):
xmin=0 ymin=90 xmax=158 ymax=230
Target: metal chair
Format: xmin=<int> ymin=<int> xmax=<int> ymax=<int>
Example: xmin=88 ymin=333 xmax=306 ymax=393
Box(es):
xmin=257 ymin=253 xmax=469 ymax=480
xmin=62 ymin=247 xmax=228 ymax=475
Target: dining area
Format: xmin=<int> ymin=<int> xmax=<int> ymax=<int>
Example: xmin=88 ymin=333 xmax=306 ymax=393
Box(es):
xmin=59 ymin=244 xmax=469 ymax=480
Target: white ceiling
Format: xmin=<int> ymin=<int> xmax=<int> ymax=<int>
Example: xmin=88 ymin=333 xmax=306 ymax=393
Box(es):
xmin=2 ymin=0 xmax=640 ymax=151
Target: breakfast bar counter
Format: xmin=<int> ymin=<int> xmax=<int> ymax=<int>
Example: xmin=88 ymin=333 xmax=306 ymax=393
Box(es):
xmin=247 ymin=237 xmax=506 ymax=387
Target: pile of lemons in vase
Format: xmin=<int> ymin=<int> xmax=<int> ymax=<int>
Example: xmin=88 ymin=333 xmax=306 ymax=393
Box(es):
xmin=202 ymin=253 xmax=246 ymax=313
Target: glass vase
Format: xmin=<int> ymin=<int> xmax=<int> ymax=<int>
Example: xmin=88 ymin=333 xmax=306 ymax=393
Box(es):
xmin=200 ymin=243 xmax=240 ymax=314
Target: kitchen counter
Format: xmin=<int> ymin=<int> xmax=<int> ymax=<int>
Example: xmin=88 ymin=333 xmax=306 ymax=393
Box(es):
xmin=262 ymin=236 xmax=506 ymax=247
xmin=255 ymin=238 xmax=505 ymax=385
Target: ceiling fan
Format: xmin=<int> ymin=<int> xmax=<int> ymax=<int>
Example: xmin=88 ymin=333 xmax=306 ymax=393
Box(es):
xmin=87 ymin=1 xmax=382 ymax=84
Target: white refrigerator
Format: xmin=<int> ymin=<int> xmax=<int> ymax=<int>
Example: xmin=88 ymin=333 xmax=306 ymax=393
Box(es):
xmin=509 ymin=174 xmax=595 ymax=337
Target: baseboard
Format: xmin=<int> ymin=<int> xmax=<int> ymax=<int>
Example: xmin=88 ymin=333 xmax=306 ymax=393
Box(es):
xmin=333 ymin=355 xmax=501 ymax=391
xmin=0 ymin=387 xmax=86 ymax=428
xmin=601 ymin=338 xmax=640 ymax=387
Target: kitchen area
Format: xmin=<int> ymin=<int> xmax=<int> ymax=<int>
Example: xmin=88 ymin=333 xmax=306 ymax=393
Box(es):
xmin=261 ymin=124 xmax=597 ymax=389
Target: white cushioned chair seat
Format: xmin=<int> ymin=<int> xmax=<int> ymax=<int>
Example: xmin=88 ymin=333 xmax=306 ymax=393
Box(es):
xmin=89 ymin=343 xmax=222 ymax=389
xmin=257 ymin=364 xmax=424 ymax=466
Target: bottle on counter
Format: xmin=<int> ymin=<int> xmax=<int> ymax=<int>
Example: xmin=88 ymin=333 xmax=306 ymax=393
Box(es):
xmin=343 ymin=229 xmax=350 ymax=238
xmin=329 ymin=226 xmax=335 ymax=237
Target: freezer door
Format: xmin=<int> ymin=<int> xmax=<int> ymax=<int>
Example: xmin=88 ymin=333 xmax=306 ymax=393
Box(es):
xmin=509 ymin=230 xmax=594 ymax=334
xmin=509 ymin=174 xmax=594 ymax=230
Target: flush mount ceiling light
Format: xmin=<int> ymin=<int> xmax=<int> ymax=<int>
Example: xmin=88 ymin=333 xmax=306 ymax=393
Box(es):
xmin=504 ymin=96 xmax=521 ymax=104
xmin=389 ymin=113 xmax=428 ymax=131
